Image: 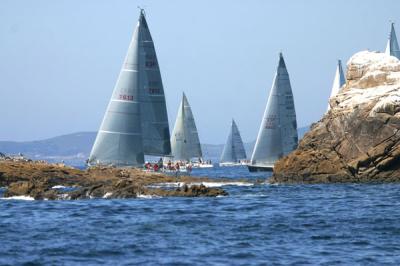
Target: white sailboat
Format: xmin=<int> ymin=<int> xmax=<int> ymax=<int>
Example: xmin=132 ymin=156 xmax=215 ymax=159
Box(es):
xmin=219 ymin=119 xmax=247 ymax=167
xmin=170 ymin=93 xmax=213 ymax=168
xmin=248 ymin=53 xmax=298 ymax=172
xmin=385 ymin=23 xmax=400 ymax=60
xmin=88 ymin=10 xmax=171 ymax=167
xmin=327 ymin=60 xmax=346 ymax=111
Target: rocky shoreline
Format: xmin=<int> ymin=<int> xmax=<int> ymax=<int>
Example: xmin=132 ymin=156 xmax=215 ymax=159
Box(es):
xmin=0 ymin=160 xmax=228 ymax=200
xmin=271 ymin=51 xmax=400 ymax=184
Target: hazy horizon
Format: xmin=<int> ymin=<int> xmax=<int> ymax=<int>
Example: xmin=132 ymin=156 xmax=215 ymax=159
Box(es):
xmin=1 ymin=0 xmax=399 ymax=144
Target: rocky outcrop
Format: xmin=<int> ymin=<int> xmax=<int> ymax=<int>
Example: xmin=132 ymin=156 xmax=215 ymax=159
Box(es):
xmin=0 ymin=160 xmax=228 ymax=199
xmin=271 ymin=51 xmax=400 ymax=183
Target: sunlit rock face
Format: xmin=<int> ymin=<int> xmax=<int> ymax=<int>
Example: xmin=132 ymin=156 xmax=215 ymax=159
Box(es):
xmin=271 ymin=51 xmax=400 ymax=183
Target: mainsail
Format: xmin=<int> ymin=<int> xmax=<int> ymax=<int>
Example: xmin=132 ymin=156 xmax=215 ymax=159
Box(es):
xmin=385 ymin=23 xmax=400 ymax=60
xmin=327 ymin=60 xmax=346 ymax=111
xmin=89 ymin=10 xmax=171 ymax=166
xmin=220 ymin=119 xmax=247 ymax=163
xmin=250 ymin=53 xmax=298 ymax=168
xmin=170 ymin=93 xmax=202 ymax=161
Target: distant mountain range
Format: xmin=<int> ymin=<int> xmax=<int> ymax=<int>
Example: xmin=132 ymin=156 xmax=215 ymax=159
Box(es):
xmin=0 ymin=126 xmax=309 ymax=166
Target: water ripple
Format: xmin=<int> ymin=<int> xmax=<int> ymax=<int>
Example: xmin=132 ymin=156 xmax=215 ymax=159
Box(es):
xmin=1 ymin=172 xmax=400 ymax=264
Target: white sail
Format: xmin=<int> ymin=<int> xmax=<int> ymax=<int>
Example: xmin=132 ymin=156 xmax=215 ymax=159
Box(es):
xmin=327 ymin=60 xmax=346 ymax=111
xmin=170 ymin=93 xmax=202 ymax=161
xmin=89 ymin=10 xmax=171 ymax=166
xmin=250 ymin=53 xmax=298 ymax=168
xmin=137 ymin=12 xmax=171 ymax=156
xmin=385 ymin=23 xmax=400 ymax=60
xmin=220 ymin=119 xmax=247 ymax=163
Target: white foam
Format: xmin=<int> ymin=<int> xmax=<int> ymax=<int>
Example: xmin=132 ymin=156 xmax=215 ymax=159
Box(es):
xmin=103 ymin=192 xmax=113 ymax=198
xmin=52 ymin=185 xmax=67 ymax=189
xmin=147 ymin=182 xmax=185 ymax=188
xmin=193 ymin=181 xmax=254 ymax=188
xmin=1 ymin=195 xmax=35 ymax=201
xmin=59 ymin=193 xmax=70 ymax=200
xmin=137 ymin=194 xmax=161 ymax=199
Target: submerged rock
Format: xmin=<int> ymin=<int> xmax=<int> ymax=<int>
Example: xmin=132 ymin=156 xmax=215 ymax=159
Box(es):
xmin=271 ymin=51 xmax=400 ymax=184
xmin=0 ymin=160 xmax=228 ymax=200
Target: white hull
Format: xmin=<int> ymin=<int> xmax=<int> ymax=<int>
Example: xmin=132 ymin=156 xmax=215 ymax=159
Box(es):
xmin=247 ymin=164 xmax=274 ymax=172
xmin=192 ymin=163 xmax=214 ymax=168
xmin=219 ymin=162 xmax=247 ymax=167
xmin=143 ymin=167 xmax=190 ymax=173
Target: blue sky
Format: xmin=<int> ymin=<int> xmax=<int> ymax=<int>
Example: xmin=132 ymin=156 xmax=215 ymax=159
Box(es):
xmin=0 ymin=0 xmax=399 ymax=143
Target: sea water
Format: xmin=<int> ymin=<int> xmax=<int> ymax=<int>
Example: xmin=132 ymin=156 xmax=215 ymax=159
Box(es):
xmin=1 ymin=166 xmax=400 ymax=265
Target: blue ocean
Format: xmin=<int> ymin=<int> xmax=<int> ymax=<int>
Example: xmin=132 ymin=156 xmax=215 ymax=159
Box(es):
xmin=1 ymin=166 xmax=400 ymax=265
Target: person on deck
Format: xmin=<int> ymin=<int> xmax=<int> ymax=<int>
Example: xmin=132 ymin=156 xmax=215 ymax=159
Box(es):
xmin=158 ymin=157 xmax=163 ymax=168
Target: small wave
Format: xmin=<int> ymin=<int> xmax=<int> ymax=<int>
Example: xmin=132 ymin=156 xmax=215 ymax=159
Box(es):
xmin=59 ymin=193 xmax=70 ymax=200
xmin=1 ymin=195 xmax=35 ymax=201
xmin=147 ymin=182 xmax=185 ymax=188
xmin=148 ymin=181 xmax=253 ymax=189
xmin=103 ymin=192 xmax=113 ymax=199
xmin=240 ymin=193 xmax=268 ymax=197
xmin=52 ymin=185 xmax=67 ymax=189
xmin=137 ymin=194 xmax=161 ymax=199
xmin=195 ymin=182 xmax=254 ymax=188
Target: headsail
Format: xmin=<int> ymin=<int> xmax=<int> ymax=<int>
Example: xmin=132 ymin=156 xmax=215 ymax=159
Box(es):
xmin=327 ymin=60 xmax=346 ymax=111
xmin=89 ymin=10 xmax=171 ymax=166
xmin=250 ymin=53 xmax=298 ymax=167
xmin=171 ymin=93 xmax=202 ymax=161
xmin=385 ymin=23 xmax=400 ymax=60
xmin=220 ymin=119 xmax=247 ymax=163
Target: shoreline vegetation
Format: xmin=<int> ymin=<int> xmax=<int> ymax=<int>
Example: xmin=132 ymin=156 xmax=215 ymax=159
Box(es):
xmin=0 ymin=159 xmax=229 ymax=200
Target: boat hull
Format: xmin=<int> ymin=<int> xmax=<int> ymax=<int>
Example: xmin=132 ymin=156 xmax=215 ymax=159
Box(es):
xmin=192 ymin=163 xmax=214 ymax=169
xmin=247 ymin=165 xmax=274 ymax=172
xmin=219 ymin=162 xmax=248 ymax=167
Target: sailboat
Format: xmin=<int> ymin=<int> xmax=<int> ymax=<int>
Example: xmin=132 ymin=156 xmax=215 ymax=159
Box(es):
xmin=385 ymin=23 xmax=400 ymax=60
xmin=170 ymin=93 xmax=213 ymax=168
xmin=88 ymin=9 xmax=171 ymax=167
xmin=219 ymin=119 xmax=247 ymax=167
xmin=327 ymin=60 xmax=346 ymax=111
xmin=248 ymin=53 xmax=298 ymax=172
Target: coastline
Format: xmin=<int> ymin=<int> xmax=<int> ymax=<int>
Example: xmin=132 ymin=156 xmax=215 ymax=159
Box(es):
xmin=0 ymin=159 xmax=228 ymax=200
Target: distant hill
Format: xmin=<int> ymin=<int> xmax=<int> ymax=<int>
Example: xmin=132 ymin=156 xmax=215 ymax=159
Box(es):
xmin=0 ymin=126 xmax=309 ymax=166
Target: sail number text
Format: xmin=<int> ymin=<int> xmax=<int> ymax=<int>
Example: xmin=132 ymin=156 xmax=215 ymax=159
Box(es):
xmin=119 ymin=94 xmax=134 ymax=101
xmin=264 ymin=116 xmax=277 ymax=129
